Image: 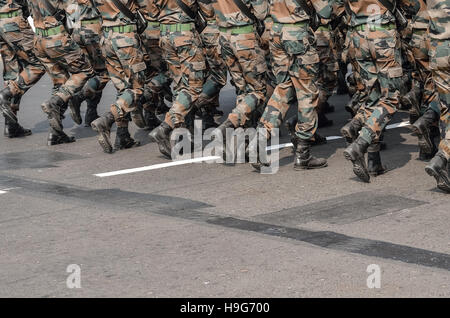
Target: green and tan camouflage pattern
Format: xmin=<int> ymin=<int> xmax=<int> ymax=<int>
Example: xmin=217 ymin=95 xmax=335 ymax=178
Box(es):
xmin=259 ymin=23 xmax=320 ymax=140
xmin=67 ymin=0 xmax=109 ymax=98
xmin=270 ymin=0 xmax=332 ymax=23
xmin=428 ymin=0 xmax=450 ymax=159
xmin=349 ymin=27 xmax=403 ymax=144
xmin=212 ymin=0 xmax=269 ymax=28
xmin=428 ymin=0 xmax=450 ymax=41
xmin=159 ymin=27 xmax=206 ymax=128
xmin=0 ymin=7 xmax=45 ymax=108
xmin=30 ymin=0 xmax=95 ymax=103
xmin=315 ymin=25 xmax=338 ymax=105
xmin=152 ymin=0 xmax=198 ymax=24
xmin=346 ymin=0 xmax=395 ymax=27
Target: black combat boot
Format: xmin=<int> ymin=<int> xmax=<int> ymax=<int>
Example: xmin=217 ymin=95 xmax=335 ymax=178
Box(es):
xmin=68 ymin=93 xmax=83 ymax=125
xmin=4 ymin=117 xmax=32 ymax=138
xmin=149 ymin=121 xmax=173 ymax=159
xmin=411 ymin=109 xmax=439 ymax=156
xmin=0 ymin=87 xmax=17 ymax=124
xmin=425 ymin=151 xmax=450 ymax=193
xmin=247 ymin=125 xmax=271 ymax=171
xmin=131 ymin=105 xmax=146 ymax=129
xmin=367 ymin=151 xmax=387 ymax=176
xmin=285 ymin=115 xmax=298 ymax=151
xmin=312 ymin=133 xmax=327 ymax=146
xmin=47 ymin=127 xmax=75 ymax=146
xmin=115 ymin=127 xmax=140 ymax=150
xmin=84 ymin=94 xmax=101 ymax=127
xmin=343 ymin=136 xmax=371 ymax=182
xmin=143 ymin=109 xmax=160 ymax=131
xmin=91 ymin=112 xmax=115 ymax=153
xmin=213 ymin=119 xmax=235 ymax=161
xmin=318 ymin=110 xmax=333 ymax=128
xmin=42 ymin=95 xmax=66 ymax=134
xmin=294 ymin=139 xmax=328 ymax=170
xmin=341 ymin=118 xmax=363 ymax=145
xmin=345 ymin=93 xmax=361 ymax=118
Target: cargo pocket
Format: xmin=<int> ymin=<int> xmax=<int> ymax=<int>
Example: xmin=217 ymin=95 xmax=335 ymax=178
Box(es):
xmin=189 ymin=60 xmax=206 ymax=85
xmin=282 ymin=29 xmax=308 ymax=56
xmin=388 ymin=66 xmax=403 ymax=78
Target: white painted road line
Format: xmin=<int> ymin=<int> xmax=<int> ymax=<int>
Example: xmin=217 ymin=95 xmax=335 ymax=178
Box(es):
xmin=95 ymin=121 xmax=411 ymax=177
xmin=0 ymin=190 xmax=7 ymax=195
xmin=95 ymin=156 xmax=221 ymax=178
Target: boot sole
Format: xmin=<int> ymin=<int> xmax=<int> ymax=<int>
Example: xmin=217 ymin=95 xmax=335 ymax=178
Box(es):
xmin=411 ymin=124 xmax=433 ymax=154
xmin=8 ymin=131 xmax=32 ymax=138
xmin=425 ymin=166 xmax=450 ymax=193
xmin=343 ymin=150 xmax=370 ymax=183
xmin=294 ymin=162 xmax=328 ymax=170
xmin=91 ymin=122 xmax=113 ymax=154
xmin=48 ymin=137 xmax=75 ymax=146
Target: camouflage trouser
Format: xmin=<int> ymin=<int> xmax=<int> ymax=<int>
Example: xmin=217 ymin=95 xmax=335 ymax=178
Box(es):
xmin=72 ymin=22 xmax=109 ymax=99
xmin=33 ymin=29 xmax=94 ymax=104
xmin=0 ymin=14 xmax=45 ymax=111
xmin=430 ymin=39 xmax=450 ymax=160
xmin=219 ymin=27 xmax=267 ymax=127
xmin=101 ymin=28 xmax=146 ymax=127
xmin=160 ymin=25 xmax=206 ymax=128
xmin=409 ymin=28 xmax=436 ymax=115
xmin=260 ymin=18 xmax=276 ymax=90
xmin=197 ymin=23 xmax=227 ymax=108
xmin=259 ymin=23 xmax=320 ymax=141
xmin=141 ymin=22 xmax=170 ymax=105
xmin=350 ymin=27 xmax=403 ymax=144
xmin=315 ymin=25 xmax=339 ymax=105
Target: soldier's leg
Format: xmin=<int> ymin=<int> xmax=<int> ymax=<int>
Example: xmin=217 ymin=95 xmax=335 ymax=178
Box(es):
xmin=150 ymin=28 xmax=206 ymax=158
xmin=35 ymin=32 xmax=94 ymax=145
xmin=225 ymin=32 xmax=267 ymax=128
xmin=344 ymin=29 xmax=402 ymax=182
xmin=425 ymin=39 xmax=450 ymax=193
xmin=93 ymin=30 xmax=145 ymax=153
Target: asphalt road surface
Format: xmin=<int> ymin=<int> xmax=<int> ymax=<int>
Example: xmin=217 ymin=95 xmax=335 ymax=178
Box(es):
xmin=0 ymin=74 xmax=449 ymax=298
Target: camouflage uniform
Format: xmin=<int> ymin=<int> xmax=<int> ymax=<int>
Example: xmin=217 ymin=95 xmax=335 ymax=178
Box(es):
xmin=259 ymin=0 xmax=331 ymax=140
xmin=90 ymin=0 xmax=147 ymax=153
xmin=152 ymin=0 xmax=206 ymax=129
xmin=315 ymin=18 xmax=339 ymax=112
xmin=212 ymin=0 xmax=268 ymax=128
xmin=28 ymin=0 xmax=95 ymax=145
xmin=196 ymin=1 xmax=227 ymax=113
xmin=342 ymin=0 xmax=404 ymax=182
xmin=399 ymin=0 xmax=435 ymax=122
xmin=66 ymin=0 xmax=110 ymax=126
xmin=0 ymin=0 xmax=46 ymax=133
xmin=140 ymin=0 xmax=171 ymax=129
xmin=346 ymin=0 xmax=402 ymax=147
xmin=424 ymin=0 xmax=450 ymax=192
xmin=253 ymin=0 xmax=332 ymax=171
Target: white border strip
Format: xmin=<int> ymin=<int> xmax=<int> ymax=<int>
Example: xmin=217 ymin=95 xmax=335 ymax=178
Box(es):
xmin=95 ymin=156 xmax=221 ymax=178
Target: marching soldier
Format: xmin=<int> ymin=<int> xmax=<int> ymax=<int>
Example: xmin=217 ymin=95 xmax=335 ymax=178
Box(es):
xmin=424 ymin=0 xmax=450 ymax=193
xmin=148 ymin=0 xmax=207 ymax=158
xmin=0 ymin=0 xmax=46 ymax=138
xmin=211 ymin=0 xmax=269 ymax=145
xmin=90 ymin=0 xmax=147 ymax=153
xmin=251 ymin=0 xmax=332 ymax=171
xmin=342 ymin=0 xmax=403 ymax=182
xmin=28 ymin=0 xmax=97 ymax=145
xmin=66 ymin=0 xmax=110 ymax=127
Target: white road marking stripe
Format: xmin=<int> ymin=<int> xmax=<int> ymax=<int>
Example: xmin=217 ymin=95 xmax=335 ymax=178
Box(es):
xmin=0 ymin=190 xmax=7 ymax=195
xmin=95 ymin=156 xmax=221 ymax=177
xmin=95 ymin=121 xmax=411 ymax=177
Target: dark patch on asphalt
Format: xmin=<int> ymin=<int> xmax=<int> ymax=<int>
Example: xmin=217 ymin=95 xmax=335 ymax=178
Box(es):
xmin=1 ymin=174 xmax=448 ymax=271
xmin=0 ymin=174 xmax=212 ymax=211
xmin=207 ymin=217 xmax=450 ymax=272
xmin=257 ymin=192 xmax=427 ymax=225
xmin=0 ymin=150 xmax=84 ymax=170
